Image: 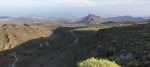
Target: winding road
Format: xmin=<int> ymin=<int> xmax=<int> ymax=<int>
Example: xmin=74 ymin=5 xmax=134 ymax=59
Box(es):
xmin=11 ymin=53 xmax=17 ymax=67
xmin=29 ymin=30 xmax=78 ymax=67
xmin=70 ymin=30 xmax=78 ymax=45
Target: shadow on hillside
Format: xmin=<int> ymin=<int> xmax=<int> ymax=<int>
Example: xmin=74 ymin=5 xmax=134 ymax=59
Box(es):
xmin=0 ymin=26 xmax=88 ymax=67
xmin=1 ymin=23 xmax=149 ymax=67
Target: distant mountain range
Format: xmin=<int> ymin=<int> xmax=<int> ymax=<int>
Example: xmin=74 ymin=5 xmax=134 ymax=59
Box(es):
xmin=143 ymin=16 xmax=150 ymax=19
xmin=0 ymin=14 xmax=150 ymax=25
xmin=0 ymin=15 xmax=80 ymax=25
xmin=0 ymin=16 xmax=14 ymax=19
xmin=144 ymin=19 xmax=150 ymax=22
xmin=76 ymin=14 xmax=105 ymax=24
xmin=105 ymin=16 xmax=145 ymax=22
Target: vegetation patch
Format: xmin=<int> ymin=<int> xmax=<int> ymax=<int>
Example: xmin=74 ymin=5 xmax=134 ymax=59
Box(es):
xmin=97 ymin=23 xmax=150 ymax=67
xmin=77 ymin=57 xmax=120 ymax=67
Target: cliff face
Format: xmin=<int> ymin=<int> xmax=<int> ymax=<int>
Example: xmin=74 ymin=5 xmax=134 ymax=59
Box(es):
xmin=77 ymin=14 xmax=105 ymax=24
xmin=0 ymin=24 xmax=52 ymax=51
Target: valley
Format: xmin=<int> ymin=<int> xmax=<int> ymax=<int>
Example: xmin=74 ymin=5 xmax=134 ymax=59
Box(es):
xmin=0 ymin=22 xmax=149 ymax=67
xmin=1 ymin=0 xmax=150 ymax=66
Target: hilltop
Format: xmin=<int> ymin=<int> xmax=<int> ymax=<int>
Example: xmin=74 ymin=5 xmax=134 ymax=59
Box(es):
xmin=76 ymin=14 xmax=105 ymax=24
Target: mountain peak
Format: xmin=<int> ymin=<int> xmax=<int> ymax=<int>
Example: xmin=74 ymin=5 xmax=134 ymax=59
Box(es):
xmin=88 ymin=14 xmax=94 ymax=16
xmin=76 ymin=14 xmax=105 ymax=24
xmin=88 ymin=14 xmax=100 ymax=18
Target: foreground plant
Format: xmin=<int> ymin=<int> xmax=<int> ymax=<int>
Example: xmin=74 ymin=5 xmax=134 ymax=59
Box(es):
xmin=77 ymin=57 xmax=120 ymax=67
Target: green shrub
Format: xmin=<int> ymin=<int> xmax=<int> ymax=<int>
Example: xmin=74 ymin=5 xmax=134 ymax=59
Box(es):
xmin=77 ymin=57 xmax=120 ymax=67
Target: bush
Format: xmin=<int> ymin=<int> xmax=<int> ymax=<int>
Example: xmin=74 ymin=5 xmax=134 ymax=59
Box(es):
xmin=77 ymin=57 xmax=120 ymax=67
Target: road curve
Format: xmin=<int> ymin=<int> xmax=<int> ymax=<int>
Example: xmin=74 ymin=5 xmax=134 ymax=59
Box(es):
xmin=11 ymin=53 xmax=17 ymax=67
xmin=70 ymin=30 xmax=78 ymax=45
xmin=30 ymin=30 xmax=78 ymax=67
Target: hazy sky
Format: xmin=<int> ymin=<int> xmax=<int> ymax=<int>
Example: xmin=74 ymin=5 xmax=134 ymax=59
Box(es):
xmin=0 ymin=0 xmax=150 ymax=17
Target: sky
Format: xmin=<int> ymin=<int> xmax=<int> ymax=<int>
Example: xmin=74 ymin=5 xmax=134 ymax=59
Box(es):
xmin=0 ymin=0 xmax=150 ymax=17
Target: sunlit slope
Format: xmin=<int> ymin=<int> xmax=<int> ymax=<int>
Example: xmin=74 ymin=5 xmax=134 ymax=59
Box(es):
xmin=0 ymin=24 xmax=52 ymax=51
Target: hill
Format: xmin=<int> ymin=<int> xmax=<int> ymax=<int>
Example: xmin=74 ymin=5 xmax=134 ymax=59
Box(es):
xmin=97 ymin=23 xmax=150 ymax=67
xmin=0 ymin=23 xmax=149 ymax=67
xmin=31 ymin=23 xmax=149 ymax=67
xmin=105 ymin=16 xmax=145 ymax=22
xmin=76 ymin=14 xmax=105 ymax=24
xmin=0 ymin=24 xmax=52 ymax=51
